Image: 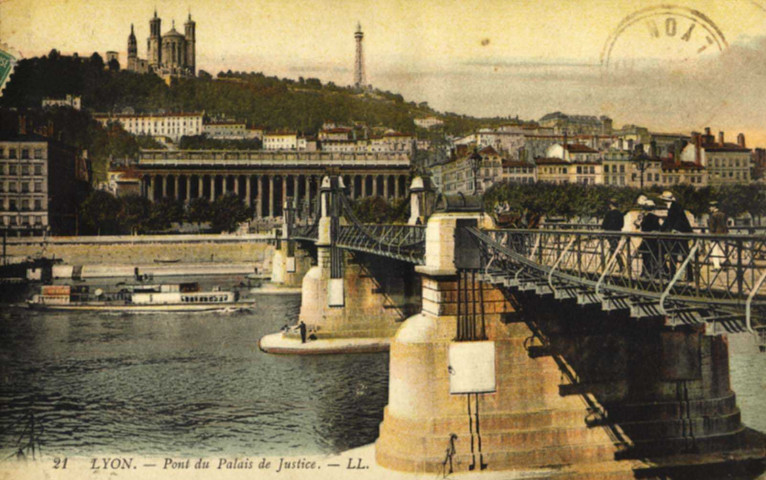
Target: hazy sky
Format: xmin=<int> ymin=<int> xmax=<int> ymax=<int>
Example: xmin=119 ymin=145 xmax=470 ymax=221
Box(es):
xmin=2 ymin=0 xmax=766 ymax=146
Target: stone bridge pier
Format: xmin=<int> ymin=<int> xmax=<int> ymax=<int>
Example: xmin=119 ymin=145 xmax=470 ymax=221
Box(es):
xmin=260 ymin=177 xmax=420 ymax=353
xmin=271 ymin=199 xmax=313 ymax=288
xmin=375 ymin=211 xmax=765 ymax=478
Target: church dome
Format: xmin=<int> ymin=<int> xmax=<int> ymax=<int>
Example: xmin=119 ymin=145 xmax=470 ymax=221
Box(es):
xmin=163 ymin=27 xmax=184 ymax=38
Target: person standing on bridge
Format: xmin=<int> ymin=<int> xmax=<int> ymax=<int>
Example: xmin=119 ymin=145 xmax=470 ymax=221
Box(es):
xmin=601 ymin=198 xmax=625 ymax=271
xmin=636 ymin=196 xmax=662 ymax=280
xmin=708 ymin=202 xmax=729 ymax=270
xmin=660 ymin=191 xmax=693 ymax=280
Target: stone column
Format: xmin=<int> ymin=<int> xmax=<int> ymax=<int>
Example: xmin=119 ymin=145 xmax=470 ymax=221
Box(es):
xmin=281 ymin=176 xmax=287 ymax=216
xmin=185 ymin=176 xmax=191 ymax=202
xmin=209 ymin=176 xmax=215 ymax=202
xmin=198 ymin=176 xmax=204 ymax=200
xmin=245 ymin=176 xmax=252 ymax=207
xmin=362 ymin=175 xmax=368 ymax=197
xmin=394 ymin=175 xmax=401 ymax=199
xmin=384 ymin=175 xmax=390 ymax=199
xmin=222 ymin=175 xmax=228 ymax=195
xmin=173 ymin=176 xmax=179 ymax=200
xmin=293 ymin=175 xmax=299 ymax=207
xmin=260 ymin=175 xmax=267 ymax=218
xmin=269 ymin=175 xmax=275 ymax=218
xmin=148 ymin=176 xmax=155 ymax=202
xmin=233 ymin=175 xmax=240 ymax=197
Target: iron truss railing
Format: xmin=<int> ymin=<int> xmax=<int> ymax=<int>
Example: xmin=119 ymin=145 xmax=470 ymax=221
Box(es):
xmin=291 ymin=220 xmax=319 ymax=242
xmin=336 ymin=224 xmax=426 ymax=264
xmin=470 ymin=227 xmax=766 ymax=330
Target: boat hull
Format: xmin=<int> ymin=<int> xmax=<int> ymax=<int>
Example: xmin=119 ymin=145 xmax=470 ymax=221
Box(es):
xmin=28 ymin=301 xmax=253 ymax=313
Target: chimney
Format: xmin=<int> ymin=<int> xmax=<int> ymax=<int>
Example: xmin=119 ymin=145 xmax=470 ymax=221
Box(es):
xmin=650 ymin=140 xmax=657 ymax=158
xmin=705 ymin=127 xmax=711 ymax=136
xmin=18 ymin=115 xmax=26 ymax=135
xmin=674 ymin=139 xmax=682 ymax=165
xmin=737 ymin=133 xmax=746 ymax=148
xmin=694 ymin=133 xmax=702 ymax=166
xmin=718 ymin=131 xmax=724 ymax=145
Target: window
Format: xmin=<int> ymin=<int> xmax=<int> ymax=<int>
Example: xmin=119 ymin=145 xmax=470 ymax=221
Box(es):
xmin=34 ymin=164 xmax=42 ymax=175
xmin=9 ymin=182 xmax=16 ymax=192
xmin=9 ymin=164 xmax=16 ymax=175
xmin=34 ymin=182 xmax=42 ymax=192
xmin=21 ymin=199 xmax=29 ymax=211
xmin=21 ymin=182 xmax=29 ymax=193
xmin=34 ymin=149 xmax=43 ymax=159
xmin=21 ymin=149 xmax=29 ymax=159
xmin=21 ymin=165 xmax=29 ymax=175
xmin=34 ymin=199 xmax=42 ymax=210
xmin=9 ymin=149 xmax=16 ymax=159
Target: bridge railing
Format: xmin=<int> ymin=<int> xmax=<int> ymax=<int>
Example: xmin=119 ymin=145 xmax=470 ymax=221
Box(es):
xmin=291 ymin=220 xmax=319 ymax=242
xmin=336 ymin=224 xmax=426 ymax=264
xmin=473 ymin=228 xmax=766 ymax=309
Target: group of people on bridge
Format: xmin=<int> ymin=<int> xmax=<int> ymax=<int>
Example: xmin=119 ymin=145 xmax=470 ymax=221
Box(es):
xmin=602 ymin=191 xmax=730 ymax=280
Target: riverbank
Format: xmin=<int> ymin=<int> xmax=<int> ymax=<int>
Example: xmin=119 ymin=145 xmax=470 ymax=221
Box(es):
xmin=4 ymin=233 xmax=274 ymax=266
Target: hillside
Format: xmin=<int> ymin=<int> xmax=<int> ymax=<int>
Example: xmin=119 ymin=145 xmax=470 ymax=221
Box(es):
xmin=1 ymin=50 xmax=513 ymax=136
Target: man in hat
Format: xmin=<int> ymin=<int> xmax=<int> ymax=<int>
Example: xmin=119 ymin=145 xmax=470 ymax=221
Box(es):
xmin=660 ymin=190 xmax=693 ymax=280
xmin=636 ymin=196 xmax=662 ymax=279
xmin=601 ymin=198 xmax=625 ymax=271
xmin=708 ymin=202 xmax=728 ymax=270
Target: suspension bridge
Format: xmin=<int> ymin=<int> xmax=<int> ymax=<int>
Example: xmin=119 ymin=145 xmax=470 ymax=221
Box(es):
xmin=264 ymin=175 xmax=766 ymax=478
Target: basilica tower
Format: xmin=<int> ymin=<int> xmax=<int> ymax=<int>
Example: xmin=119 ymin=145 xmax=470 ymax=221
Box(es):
xmin=148 ymin=10 xmax=162 ymax=70
xmin=127 ymin=24 xmax=137 ymax=70
xmin=184 ymin=13 xmax=196 ymax=76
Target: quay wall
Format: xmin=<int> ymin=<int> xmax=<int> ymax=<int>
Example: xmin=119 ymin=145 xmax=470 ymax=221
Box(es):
xmin=4 ymin=234 xmax=274 ymax=269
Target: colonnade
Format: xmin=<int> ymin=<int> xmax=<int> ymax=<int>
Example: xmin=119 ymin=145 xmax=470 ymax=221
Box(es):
xmin=140 ymin=172 xmax=410 ymax=218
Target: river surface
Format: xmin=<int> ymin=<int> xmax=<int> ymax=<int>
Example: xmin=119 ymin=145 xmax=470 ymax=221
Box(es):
xmin=0 ymin=287 xmax=764 ymax=458
xmin=0 ymin=292 xmax=389 ymax=456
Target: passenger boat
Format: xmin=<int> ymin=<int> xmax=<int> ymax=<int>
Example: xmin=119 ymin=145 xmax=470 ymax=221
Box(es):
xmin=28 ymin=283 xmax=248 ymax=312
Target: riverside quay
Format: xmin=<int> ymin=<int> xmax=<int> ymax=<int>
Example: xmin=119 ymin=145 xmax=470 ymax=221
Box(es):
xmin=136 ymin=149 xmax=411 ymax=218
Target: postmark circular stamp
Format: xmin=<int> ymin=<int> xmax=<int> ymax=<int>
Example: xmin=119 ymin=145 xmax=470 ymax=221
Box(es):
xmin=601 ymin=5 xmax=728 ymax=71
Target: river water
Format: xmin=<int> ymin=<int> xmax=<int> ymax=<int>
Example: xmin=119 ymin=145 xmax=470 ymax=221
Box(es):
xmin=0 ymin=293 xmax=388 ymax=457
xmin=0 ymin=288 xmax=764 ymax=458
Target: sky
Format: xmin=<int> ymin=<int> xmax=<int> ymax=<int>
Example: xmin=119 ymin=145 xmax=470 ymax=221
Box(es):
xmin=1 ymin=0 xmax=766 ymax=146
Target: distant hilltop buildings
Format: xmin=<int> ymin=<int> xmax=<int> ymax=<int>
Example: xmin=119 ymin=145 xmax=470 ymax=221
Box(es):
xmin=126 ymin=10 xmax=196 ymax=81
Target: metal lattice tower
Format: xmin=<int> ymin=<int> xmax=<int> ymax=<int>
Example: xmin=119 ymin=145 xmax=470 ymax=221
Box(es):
xmin=354 ymin=22 xmax=366 ymax=89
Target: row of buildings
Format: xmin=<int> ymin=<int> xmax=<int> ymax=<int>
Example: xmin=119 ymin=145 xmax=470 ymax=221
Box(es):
xmin=92 ymin=112 xmax=419 ymax=153
xmin=433 ymin=127 xmax=753 ymax=195
xmin=0 ymin=127 xmax=89 ymax=236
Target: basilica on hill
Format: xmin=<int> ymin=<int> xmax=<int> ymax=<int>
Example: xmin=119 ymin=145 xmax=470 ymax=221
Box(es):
xmin=126 ymin=10 xmax=196 ymax=80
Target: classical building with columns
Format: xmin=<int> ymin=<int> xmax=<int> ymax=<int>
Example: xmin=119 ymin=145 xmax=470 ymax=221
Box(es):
xmin=136 ymin=149 xmax=411 ymax=218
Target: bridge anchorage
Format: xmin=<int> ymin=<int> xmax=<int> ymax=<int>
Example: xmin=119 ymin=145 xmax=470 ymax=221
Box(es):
xmin=265 ymin=175 xmax=766 ymax=477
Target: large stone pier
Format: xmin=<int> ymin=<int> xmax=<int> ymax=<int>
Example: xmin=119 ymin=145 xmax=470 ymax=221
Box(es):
xmin=375 ymin=211 xmax=765 ymax=478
